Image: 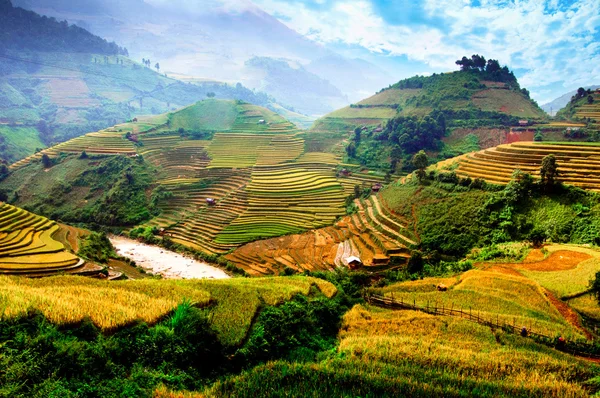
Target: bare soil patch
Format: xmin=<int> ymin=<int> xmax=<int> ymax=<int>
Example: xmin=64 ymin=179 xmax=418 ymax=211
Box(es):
xmin=480 ymin=250 xmax=591 ymax=272
xmin=543 ymin=288 xmax=592 ymax=340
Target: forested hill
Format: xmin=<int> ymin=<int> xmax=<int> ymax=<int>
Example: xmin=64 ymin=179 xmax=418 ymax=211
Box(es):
xmin=0 ymin=0 xmax=127 ymax=56
xmin=310 ymin=55 xmax=547 ymax=174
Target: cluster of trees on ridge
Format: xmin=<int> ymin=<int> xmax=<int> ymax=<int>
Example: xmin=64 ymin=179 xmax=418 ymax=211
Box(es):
xmin=571 ymin=87 xmax=595 ymax=104
xmin=0 ymin=0 xmax=128 ymax=57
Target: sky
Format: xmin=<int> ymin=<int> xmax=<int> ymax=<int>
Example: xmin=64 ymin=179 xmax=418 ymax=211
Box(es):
xmin=250 ymin=0 xmax=600 ymax=104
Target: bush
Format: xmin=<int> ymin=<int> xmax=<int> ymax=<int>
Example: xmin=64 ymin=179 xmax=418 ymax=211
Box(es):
xmin=77 ymin=232 xmax=116 ymax=263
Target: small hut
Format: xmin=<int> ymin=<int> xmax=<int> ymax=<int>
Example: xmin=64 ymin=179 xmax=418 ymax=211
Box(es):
xmin=372 ymin=183 xmax=383 ymax=193
xmin=258 ymin=119 xmax=266 ymax=124
xmin=206 ymin=198 xmax=216 ymax=206
xmin=346 ymin=256 xmax=362 ymax=269
xmin=132 ymin=117 xmax=138 ymax=122
xmin=518 ymin=120 xmax=529 ymax=126
xmin=340 ymin=168 xmax=351 ymax=177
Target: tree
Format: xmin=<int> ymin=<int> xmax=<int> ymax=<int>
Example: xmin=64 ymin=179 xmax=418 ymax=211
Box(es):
xmin=455 ymin=56 xmax=473 ymax=71
xmin=353 ymin=127 xmax=361 ymax=143
xmin=346 ymin=142 xmax=356 ymax=158
xmin=588 ymin=95 xmax=594 ymax=104
xmin=407 ymin=251 xmax=424 ymax=274
xmin=486 ymin=59 xmax=501 ymax=74
xmin=206 ymin=92 xmax=216 ymax=98
xmin=411 ymin=150 xmax=428 ymax=182
xmin=41 ymin=153 xmax=52 ymax=168
xmin=471 ymin=54 xmax=486 ymax=70
xmin=540 ymin=154 xmax=558 ymax=190
xmin=155 ymin=62 xmax=160 ymax=72
xmin=590 ymin=270 xmax=600 ymax=305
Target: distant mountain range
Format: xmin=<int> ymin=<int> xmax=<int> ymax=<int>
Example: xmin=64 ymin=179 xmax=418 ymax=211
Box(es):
xmin=12 ymin=0 xmax=394 ymax=116
xmin=542 ymin=85 xmax=600 ymax=116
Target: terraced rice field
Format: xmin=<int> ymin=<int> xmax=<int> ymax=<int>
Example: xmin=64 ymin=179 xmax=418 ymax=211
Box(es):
xmin=226 ymin=195 xmax=415 ymax=275
xmin=10 ymin=131 xmax=136 ymax=169
xmin=0 ymin=203 xmax=85 ymax=275
xmin=574 ymin=92 xmax=600 ymax=121
xmin=216 ymin=165 xmax=347 ymax=244
xmin=8 ymin=99 xmax=393 ymax=259
xmin=454 ymin=141 xmax=600 ymax=191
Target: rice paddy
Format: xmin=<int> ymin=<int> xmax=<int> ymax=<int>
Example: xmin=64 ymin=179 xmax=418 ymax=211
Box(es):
xmin=7 ymin=99 xmax=387 ymax=261
xmin=454 ymin=141 xmax=600 ymax=191
xmin=0 ymin=275 xmax=336 ymax=344
xmin=0 ymin=203 xmax=84 ymax=275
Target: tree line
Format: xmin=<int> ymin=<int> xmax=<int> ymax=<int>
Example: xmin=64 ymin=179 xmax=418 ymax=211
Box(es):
xmin=0 ymin=0 xmax=128 ymax=56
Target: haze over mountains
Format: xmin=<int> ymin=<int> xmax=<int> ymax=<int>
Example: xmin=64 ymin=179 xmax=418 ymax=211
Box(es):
xmin=13 ymin=0 xmax=393 ymax=116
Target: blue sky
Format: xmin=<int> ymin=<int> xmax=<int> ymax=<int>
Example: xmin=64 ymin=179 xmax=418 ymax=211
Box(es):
xmin=252 ymin=0 xmax=600 ymax=104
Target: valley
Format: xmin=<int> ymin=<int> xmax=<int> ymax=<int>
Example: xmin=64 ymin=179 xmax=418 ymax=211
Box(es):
xmin=1 ymin=1 xmax=600 ymax=396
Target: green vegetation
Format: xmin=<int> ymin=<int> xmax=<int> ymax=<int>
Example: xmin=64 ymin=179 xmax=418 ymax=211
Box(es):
xmin=312 ymin=55 xmax=546 ymax=173
xmin=77 ymin=232 xmax=116 ymax=263
xmin=382 ymin=170 xmax=600 ymax=259
xmin=2 ymin=155 xmax=159 ymax=227
xmin=0 ymin=126 xmax=45 ymax=164
xmin=168 ymin=100 xmax=238 ymax=132
xmin=0 ymin=275 xmax=345 ymax=397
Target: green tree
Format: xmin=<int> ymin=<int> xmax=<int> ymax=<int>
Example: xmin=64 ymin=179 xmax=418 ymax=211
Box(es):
xmin=346 ymin=142 xmax=356 ymax=158
xmin=407 ymin=251 xmax=424 ymax=274
xmin=207 ymin=92 xmax=216 ymax=98
xmin=353 ymin=127 xmax=361 ymax=143
xmin=591 ymin=271 xmax=600 ymax=305
xmin=588 ymin=95 xmax=594 ymax=104
xmin=41 ymin=153 xmax=52 ymax=168
xmin=411 ymin=150 xmax=428 ymax=182
xmin=540 ymin=154 xmax=559 ymax=190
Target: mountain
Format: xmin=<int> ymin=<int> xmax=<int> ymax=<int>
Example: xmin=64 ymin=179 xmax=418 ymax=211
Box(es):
xmin=542 ymin=85 xmax=600 ymax=116
xmin=306 ymin=54 xmax=393 ymax=103
xmin=0 ymin=0 xmax=297 ymax=163
xmin=244 ymin=57 xmax=348 ymax=116
xmin=11 ymin=0 xmax=393 ymax=116
xmin=1 ymin=99 xmax=384 ymax=249
xmin=310 ymin=57 xmax=548 ymax=172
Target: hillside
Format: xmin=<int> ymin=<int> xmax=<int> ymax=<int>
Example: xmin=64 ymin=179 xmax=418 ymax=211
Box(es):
xmin=0 ymin=1 xmax=300 ymax=164
xmin=310 ymin=57 xmax=548 ymax=173
xmin=556 ymin=88 xmax=600 ymax=128
xmin=3 ymin=244 xmax=600 ymax=397
xmin=0 ymin=99 xmax=385 ymax=255
xmin=542 ymin=85 xmax=600 ymax=116
xmin=451 ymin=141 xmax=600 ymax=191
xmin=12 ymin=0 xmax=393 ymax=116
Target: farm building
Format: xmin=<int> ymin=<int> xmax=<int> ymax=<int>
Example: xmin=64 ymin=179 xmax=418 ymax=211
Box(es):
xmin=518 ymin=120 xmax=529 ymax=126
xmin=372 ymin=183 xmax=383 ymax=193
xmin=258 ymin=119 xmax=266 ymax=124
xmin=346 ymin=256 xmax=362 ymax=269
xmin=206 ymin=198 xmax=216 ymax=206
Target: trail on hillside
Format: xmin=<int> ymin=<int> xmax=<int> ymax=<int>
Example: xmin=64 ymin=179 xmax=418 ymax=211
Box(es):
xmin=543 ymin=288 xmax=593 ymax=340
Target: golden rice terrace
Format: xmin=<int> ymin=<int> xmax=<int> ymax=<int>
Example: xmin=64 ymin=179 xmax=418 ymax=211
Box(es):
xmin=454 ymin=142 xmax=600 ymax=191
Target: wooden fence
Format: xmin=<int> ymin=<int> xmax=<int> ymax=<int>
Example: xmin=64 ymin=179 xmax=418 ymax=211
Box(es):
xmin=365 ymin=292 xmax=600 ymax=360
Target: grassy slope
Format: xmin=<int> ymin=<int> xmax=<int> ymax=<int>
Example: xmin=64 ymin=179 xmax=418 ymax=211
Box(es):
xmin=312 ymin=71 xmax=546 ymax=132
xmin=0 ymin=126 xmax=44 ymax=163
xmin=204 ymin=272 xmax=596 ymax=397
xmin=0 ymin=275 xmax=335 ymax=345
xmin=168 ymin=100 xmax=238 ymax=131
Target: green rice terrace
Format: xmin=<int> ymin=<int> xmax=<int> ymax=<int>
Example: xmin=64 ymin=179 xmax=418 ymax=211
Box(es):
xmin=4 ymin=99 xmax=396 ymax=268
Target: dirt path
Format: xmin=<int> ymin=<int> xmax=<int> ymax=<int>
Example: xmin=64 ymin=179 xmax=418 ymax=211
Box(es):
xmin=543 ymin=288 xmax=593 ymax=340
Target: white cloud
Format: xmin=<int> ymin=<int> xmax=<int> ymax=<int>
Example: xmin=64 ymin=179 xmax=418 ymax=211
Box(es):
xmin=252 ymin=0 xmax=600 ymax=103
